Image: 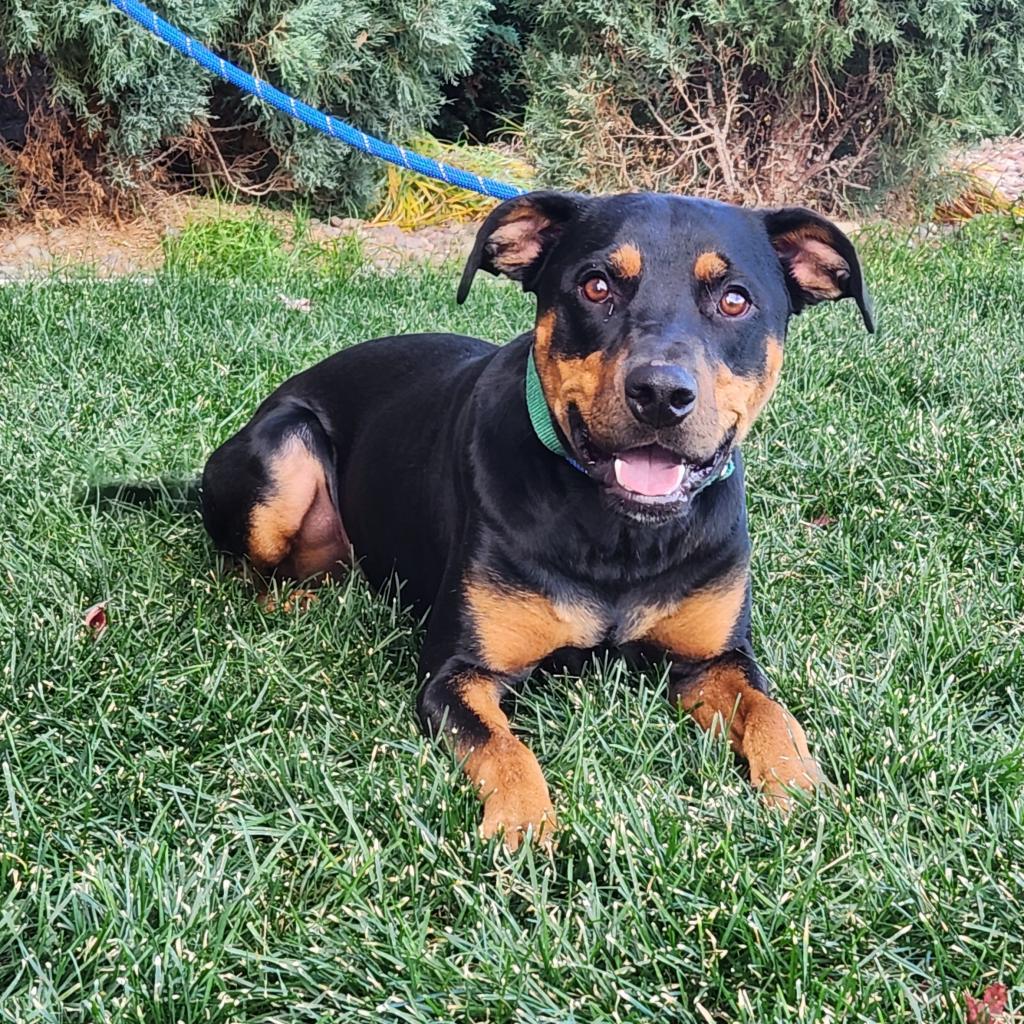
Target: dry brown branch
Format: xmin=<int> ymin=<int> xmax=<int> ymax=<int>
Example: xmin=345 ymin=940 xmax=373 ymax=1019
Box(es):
xmin=185 ymin=122 xmax=293 ymax=197
xmin=548 ymin=21 xmax=900 ymax=212
xmin=0 ymin=85 xmax=118 ymax=218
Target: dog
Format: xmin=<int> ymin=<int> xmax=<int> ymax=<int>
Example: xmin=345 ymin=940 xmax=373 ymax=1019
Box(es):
xmin=200 ymin=191 xmax=874 ymax=849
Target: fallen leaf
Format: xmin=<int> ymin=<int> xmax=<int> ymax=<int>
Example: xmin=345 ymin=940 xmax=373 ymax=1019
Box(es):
xmin=985 ymin=984 xmax=1010 ymax=1014
xmin=278 ymin=294 xmax=312 ymax=313
xmin=83 ymin=601 xmax=108 ymax=637
xmin=807 ymin=514 xmax=836 ymax=529
xmin=258 ymin=589 xmax=318 ymax=614
xmin=965 ymin=983 xmax=1009 ymax=1023
xmin=966 ymin=994 xmax=982 ymax=1024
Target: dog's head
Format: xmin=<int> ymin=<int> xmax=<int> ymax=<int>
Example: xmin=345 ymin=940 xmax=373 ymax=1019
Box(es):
xmin=458 ymin=191 xmax=874 ymax=522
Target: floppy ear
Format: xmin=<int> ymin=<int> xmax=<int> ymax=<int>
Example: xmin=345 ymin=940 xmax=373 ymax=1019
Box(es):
xmin=456 ymin=191 xmax=583 ymax=304
xmin=761 ymin=208 xmax=875 ymax=333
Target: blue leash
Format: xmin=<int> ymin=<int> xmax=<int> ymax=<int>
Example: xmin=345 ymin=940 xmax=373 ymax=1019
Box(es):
xmin=108 ymin=0 xmax=527 ymax=203
xmin=110 ymin=0 xmax=738 ymax=494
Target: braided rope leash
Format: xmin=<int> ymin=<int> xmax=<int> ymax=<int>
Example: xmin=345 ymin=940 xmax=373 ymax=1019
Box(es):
xmin=108 ymin=0 xmax=527 ymax=202
xmin=111 ymin=0 xmax=737 ymax=493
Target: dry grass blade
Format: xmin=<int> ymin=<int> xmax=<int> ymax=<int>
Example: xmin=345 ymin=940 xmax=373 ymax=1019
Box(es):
xmin=370 ymin=135 xmax=535 ymax=230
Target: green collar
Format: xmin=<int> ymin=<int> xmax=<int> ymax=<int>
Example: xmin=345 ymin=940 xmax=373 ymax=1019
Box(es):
xmin=525 ymin=346 xmax=581 ymax=467
xmin=524 ymin=345 xmax=736 ymax=490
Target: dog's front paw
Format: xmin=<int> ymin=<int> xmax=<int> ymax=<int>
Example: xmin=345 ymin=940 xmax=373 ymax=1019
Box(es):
xmin=481 ymin=791 xmax=557 ymax=851
xmin=482 ymin=799 xmax=557 ymax=851
xmin=743 ymin=702 xmax=823 ymax=810
xmin=471 ymin=737 xmax=557 ymax=851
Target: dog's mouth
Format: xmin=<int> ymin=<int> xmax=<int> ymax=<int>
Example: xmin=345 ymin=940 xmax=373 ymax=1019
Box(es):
xmin=568 ymin=412 xmax=735 ymax=517
xmin=612 ymin=446 xmax=692 ymax=498
xmin=606 ymin=438 xmax=733 ymax=505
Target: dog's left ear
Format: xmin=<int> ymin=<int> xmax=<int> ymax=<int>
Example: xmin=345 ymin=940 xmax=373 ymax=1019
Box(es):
xmin=760 ymin=208 xmax=875 ymax=333
xmin=457 ymin=191 xmax=583 ymax=304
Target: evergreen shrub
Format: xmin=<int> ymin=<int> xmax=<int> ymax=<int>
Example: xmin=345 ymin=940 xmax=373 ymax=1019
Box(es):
xmin=511 ymin=0 xmax=1024 ymax=209
xmin=2 ymin=0 xmax=1023 ymax=213
xmin=0 ymin=0 xmax=489 ymax=212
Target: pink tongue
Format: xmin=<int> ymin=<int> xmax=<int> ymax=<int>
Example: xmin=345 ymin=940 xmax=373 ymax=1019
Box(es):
xmin=613 ymin=448 xmax=686 ymax=497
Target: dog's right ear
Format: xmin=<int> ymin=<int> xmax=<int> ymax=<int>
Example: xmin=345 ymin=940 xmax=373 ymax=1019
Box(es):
xmin=456 ymin=191 xmax=583 ymax=304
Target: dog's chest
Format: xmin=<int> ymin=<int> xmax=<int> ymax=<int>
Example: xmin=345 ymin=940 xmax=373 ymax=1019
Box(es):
xmin=466 ymin=573 xmax=745 ymax=673
xmin=590 ymin=582 xmax=744 ymax=658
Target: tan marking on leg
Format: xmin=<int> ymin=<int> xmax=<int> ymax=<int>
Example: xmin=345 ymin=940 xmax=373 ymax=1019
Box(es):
xmin=694 ymin=251 xmax=728 ymax=283
xmin=609 ymin=243 xmax=643 ymax=279
xmin=248 ymin=439 xmax=323 ymax=569
xmin=465 ymin=577 xmax=604 ymax=674
xmin=673 ymin=663 xmax=823 ymax=807
xmin=248 ymin=437 xmax=350 ymax=576
xmin=639 ymin=571 xmax=748 ymax=660
xmin=277 ymin=479 xmax=352 ymax=580
xmin=458 ymin=675 xmax=556 ymax=850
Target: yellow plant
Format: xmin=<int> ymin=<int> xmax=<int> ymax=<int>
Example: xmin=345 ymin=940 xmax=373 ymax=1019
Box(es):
xmin=371 ymin=136 xmax=535 ymax=229
xmin=935 ymin=171 xmax=1024 ymax=223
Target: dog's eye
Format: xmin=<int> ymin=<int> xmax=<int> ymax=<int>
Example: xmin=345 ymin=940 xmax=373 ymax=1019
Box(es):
xmin=718 ymin=289 xmax=751 ymax=317
xmin=581 ymin=274 xmax=611 ymax=303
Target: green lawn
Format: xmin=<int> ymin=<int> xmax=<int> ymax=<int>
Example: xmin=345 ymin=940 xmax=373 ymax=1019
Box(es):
xmin=1 ymin=218 xmax=1022 ymax=1023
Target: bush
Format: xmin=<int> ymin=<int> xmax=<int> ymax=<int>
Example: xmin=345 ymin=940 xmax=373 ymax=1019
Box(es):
xmin=2 ymin=0 xmax=1023 ymax=215
xmin=511 ymin=0 xmax=1024 ymax=210
xmin=0 ymin=0 xmax=489 ymax=213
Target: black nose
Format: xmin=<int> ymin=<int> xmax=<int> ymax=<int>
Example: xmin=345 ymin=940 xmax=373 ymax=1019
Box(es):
xmin=624 ymin=363 xmax=698 ymax=427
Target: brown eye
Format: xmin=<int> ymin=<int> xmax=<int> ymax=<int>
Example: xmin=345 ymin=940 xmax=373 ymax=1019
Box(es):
xmin=718 ymin=289 xmax=751 ymax=317
xmin=581 ymin=274 xmax=611 ymax=303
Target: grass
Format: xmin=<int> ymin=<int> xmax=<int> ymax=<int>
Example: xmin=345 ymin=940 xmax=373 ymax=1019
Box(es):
xmin=1 ymin=214 xmax=1023 ymax=1023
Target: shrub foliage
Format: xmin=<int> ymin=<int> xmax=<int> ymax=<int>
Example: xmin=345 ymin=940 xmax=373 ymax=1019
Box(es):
xmin=0 ymin=0 xmax=489 ymax=213
xmin=514 ymin=0 xmax=1024 ymax=208
xmin=1 ymin=0 xmax=1023 ymax=212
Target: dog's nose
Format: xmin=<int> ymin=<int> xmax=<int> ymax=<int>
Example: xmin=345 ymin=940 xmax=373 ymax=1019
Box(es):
xmin=624 ymin=363 xmax=698 ymax=427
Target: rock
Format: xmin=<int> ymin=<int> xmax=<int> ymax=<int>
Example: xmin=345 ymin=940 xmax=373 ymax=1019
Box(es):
xmin=950 ymin=136 xmax=1024 ymax=200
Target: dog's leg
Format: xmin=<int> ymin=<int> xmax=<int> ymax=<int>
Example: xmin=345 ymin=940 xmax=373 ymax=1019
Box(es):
xmin=416 ymin=570 xmax=603 ymax=848
xmin=668 ymin=652 xmax=823 ymax=807
xmin=418 ymin=657 xmax=555 ymax=850
xmin=202 ymin=404 xmax=351 ymax=582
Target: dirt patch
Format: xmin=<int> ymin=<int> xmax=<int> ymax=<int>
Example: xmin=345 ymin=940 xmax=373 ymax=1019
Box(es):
xmin=7 ymin=142 xmax=1023 ymax=282
xmin=0 ymin=193 xmax=481 ymax=281
xmin=314 ymin=216 xmax=478 ymax=271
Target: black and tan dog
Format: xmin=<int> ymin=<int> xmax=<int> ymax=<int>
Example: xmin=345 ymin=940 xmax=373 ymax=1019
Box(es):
xmin=201 ymin=191 xmax=873 ymax=848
